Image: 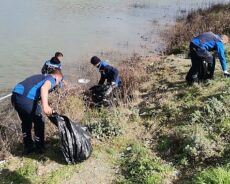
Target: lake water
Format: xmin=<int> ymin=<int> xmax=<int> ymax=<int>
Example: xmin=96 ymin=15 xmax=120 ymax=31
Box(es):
xmin=0 ymin=0 xmax=229 ymax=91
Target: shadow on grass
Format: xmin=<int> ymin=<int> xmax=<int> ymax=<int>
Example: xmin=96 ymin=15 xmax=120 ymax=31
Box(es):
xmin=11 ymin=138 xmax=67 ymax=165
xmin=140 ymin=80 xmax=187 ymax=100
xmin=1 ymin=168 xmax=32 ymax=184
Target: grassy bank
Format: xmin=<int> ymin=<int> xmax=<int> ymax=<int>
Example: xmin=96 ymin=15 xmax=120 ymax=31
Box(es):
xmin=1 ymin=53 xmax=230 ymax=183
xmin=1 ymin=3 xmax=230 ymax=184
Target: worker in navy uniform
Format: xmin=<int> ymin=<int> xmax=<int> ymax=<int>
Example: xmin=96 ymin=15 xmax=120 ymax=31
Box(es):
xmin=41 ymin=52 xmax=63 ymax=74
xmin=11 ymin=70 xmax=63 ymax=154
xmin=186 ymin=32 xmax=229 ymax=85
xmin=90 ymin=56 xmax=121 ymax=96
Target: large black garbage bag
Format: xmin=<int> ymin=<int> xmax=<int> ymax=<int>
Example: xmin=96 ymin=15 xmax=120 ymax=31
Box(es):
xmin=48 ymin=113 xmax=92 ymax=164
xmin=89 ymin=84 xmax=114 ymax=107
xmin=90 ymin=85 xmax=110 ymax=102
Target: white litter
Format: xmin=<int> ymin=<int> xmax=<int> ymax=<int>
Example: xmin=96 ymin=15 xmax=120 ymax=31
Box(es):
xmin=78 ymin=79 xmax=90 ymax=84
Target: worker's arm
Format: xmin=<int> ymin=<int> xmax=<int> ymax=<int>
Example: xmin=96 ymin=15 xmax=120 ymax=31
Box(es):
xmin=110 ymin=67 xmax=119 ymax=83
xmin=41 ymin=80 xmax=53 ymax=115
xmin=98 ymin=73 xmax=106 ymax=85
xmin=216 ymin=42 xmax=228 ymax=72
xmin=107 ymin=66 xmax=119 ymax=87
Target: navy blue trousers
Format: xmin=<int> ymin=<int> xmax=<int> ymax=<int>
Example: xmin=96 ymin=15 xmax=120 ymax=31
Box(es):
xmin=186 ymin=42 xmax=215 ymax=83
xmin=11 ymin=93 xmax=45 ymax=149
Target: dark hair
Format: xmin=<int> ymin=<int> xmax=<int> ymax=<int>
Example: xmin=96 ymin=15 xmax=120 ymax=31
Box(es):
xmin=55 ymin=52 xmax=63 ymax=58
xmin=90 ymin=56 xmax=101 ymax=65
xmin=50 ymin=57 xmax=60 ymax=64
xmin=50 ymin=52 xmax=63 ymax=64
xmin=50 ymin=69 xmax=63 ymax=76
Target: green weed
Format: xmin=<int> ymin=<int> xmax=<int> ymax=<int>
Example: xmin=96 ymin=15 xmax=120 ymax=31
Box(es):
xmin=83 ymin=108 xmax=122 ymax=139
xmin=114 ymin=143 xmax=175 ymax=184
xmin=1 ymin=158 xmax=38 ymax=184
xmin=191 ymin=167 xmax=230 ymax=184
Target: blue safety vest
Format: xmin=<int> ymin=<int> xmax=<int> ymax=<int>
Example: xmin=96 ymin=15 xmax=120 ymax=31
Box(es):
xmin=12 ymin=74 xmax=56 ymax=100
xmin=191 ymin=32 xmax=227 ymax=71
xmin=98 ymin=61 xmax=121 ymax=87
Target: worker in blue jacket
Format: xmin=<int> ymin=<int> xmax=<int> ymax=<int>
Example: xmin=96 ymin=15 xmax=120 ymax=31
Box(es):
xmin=11 ymin=70 xmax=63 ymax=154
xmin=41 ymin=52 xmax=63 ymax=74
xmin=90 ymin=56 xmax=121 ymax=95
xmin=186 ymin=32 xmax=229 ymax=85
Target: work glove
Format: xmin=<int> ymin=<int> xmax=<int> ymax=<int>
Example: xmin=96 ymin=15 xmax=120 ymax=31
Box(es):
xmin=224 ymin=71 xmax=230 ymax=77
xmin=105 ymin=86 xmax=113 ymax=96
xmin=111 ymin=82 xmax=116 ymax=88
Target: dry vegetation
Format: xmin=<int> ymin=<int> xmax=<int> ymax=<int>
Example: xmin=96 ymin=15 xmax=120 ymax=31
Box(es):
xmin=164 ymin=3 xmax=230 ymax=54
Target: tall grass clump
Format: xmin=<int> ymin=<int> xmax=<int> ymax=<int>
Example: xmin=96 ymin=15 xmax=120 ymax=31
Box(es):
xmin=164 ymin=3 xmax=230 ymax=54
xmin=49 ymin=83 xmax=85 ymax=122
xmin=0 ymin=99 xmax=21 ymax=159
xmin=118 ymin=55 xmax=147 ymax=101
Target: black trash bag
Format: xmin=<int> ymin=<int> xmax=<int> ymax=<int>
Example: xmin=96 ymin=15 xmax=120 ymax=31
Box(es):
xmin=48 ymin=113 xmax=92 ymax=164
xmin=89 ymin=84 xmax=117 ymax=107
xmin=90 ymin=85 xmax=110 ymax=101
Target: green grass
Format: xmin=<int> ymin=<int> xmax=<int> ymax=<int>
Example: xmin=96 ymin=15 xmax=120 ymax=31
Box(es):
xmin=1 ymin=158 xmax=38 ymax=184
xmin=41 ymin=165 xmax=80 ymax=184
xmin=191 ymin=167 xmax=230 ymax=184
xmin=114 ymin=142 xmax=175 ymax=184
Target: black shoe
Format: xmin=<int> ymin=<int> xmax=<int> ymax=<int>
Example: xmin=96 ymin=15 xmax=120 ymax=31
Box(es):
xmin=224 ymin=73 xmax=230 ymax=78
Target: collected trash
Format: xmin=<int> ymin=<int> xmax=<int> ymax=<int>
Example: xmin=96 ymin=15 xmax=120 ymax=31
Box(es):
xmin=88 ymin=84 xmax=117 ymax=107
xmin=48 ymin=113 xmax=92 ymax=164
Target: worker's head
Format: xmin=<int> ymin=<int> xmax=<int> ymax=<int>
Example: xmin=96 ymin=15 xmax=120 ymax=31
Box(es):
xmin=50 ymin=69 xmax=63 ymax=86
xmin=221 ymin=35 xmax=229 ymax=44
xmin=55 ymin=52 xmax=63 ymax=62
xmin=90 ymin=56 xmax=101 ymax=67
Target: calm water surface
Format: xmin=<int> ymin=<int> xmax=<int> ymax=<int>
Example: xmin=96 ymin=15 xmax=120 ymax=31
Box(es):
xmin=0 ymin=0 xmax=229 ymax=91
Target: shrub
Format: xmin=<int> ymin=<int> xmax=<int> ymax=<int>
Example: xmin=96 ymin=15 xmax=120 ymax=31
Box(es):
xmin=118 ymin=55 xmax=147 ymax=101
xmin=191 ymin=97 xmax=228 ymax=131
xmin=87 ymin=119 xmax=122 ymax=139
xmin=157 ymin=125 xmax=225 ymax=164
xmin=83 ymin=108 xmax=122 ymax=139
xmin=179 ymin=125 xmax=225 ymax=162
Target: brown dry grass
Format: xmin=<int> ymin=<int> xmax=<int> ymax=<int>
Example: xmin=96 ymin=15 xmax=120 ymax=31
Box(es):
xmin=0 ymin=99 xmax=21 ymax=160
xmin=49 ymin=83 xmax=85 ymax=122
xmin=118 ymin=54 xmax=148 ymax=102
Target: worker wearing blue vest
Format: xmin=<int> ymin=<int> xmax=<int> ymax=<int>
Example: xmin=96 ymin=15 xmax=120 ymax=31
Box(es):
xmin=11 ymin=70 xmax=63 ymax=154
xmin=186 ymin=32 xmax=229 ymax=85
xmin=41 ymin=52 xmax=63 ymax=74
xmin=91 ymin=56 xmax=121 ymax=86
